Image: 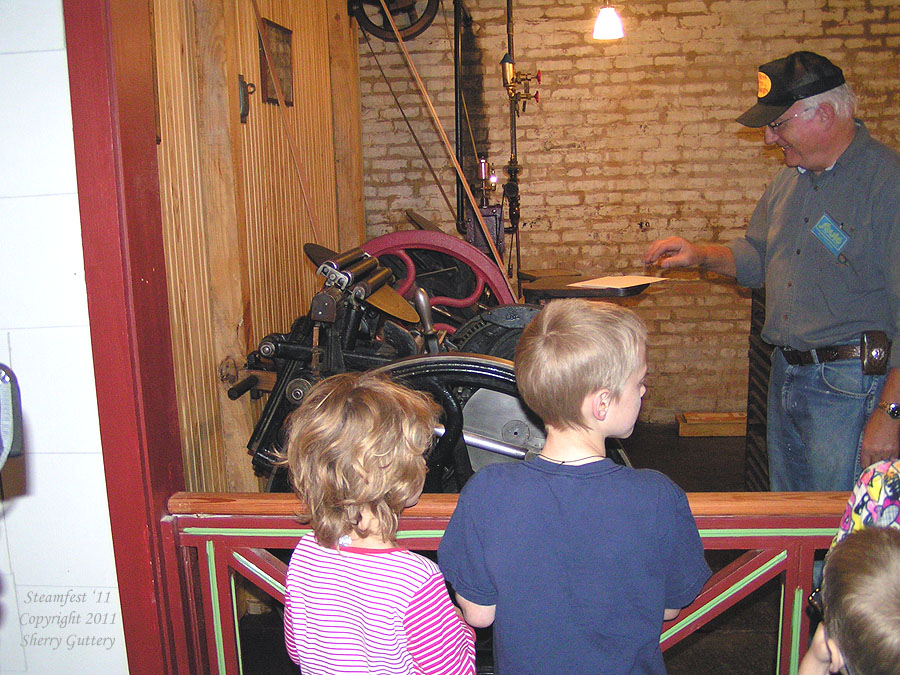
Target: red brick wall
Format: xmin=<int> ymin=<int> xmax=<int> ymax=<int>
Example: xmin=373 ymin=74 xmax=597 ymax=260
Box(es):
xmin=357 ymin=0 xmax=900 ymax=422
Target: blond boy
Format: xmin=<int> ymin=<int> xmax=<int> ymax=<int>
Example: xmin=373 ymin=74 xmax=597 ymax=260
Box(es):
xmin=439 ymin=299 xmax=710 ymax=674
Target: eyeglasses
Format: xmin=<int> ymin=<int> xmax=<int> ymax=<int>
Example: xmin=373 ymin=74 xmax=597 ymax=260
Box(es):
xmin=808 ymin=586 xmax=825 ymax=622
xmin=767 ymin=107 xmax=814 ymax=131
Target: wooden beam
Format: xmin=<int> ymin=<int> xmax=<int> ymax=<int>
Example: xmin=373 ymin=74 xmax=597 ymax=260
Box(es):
xmin=167 ymin=490 xmax=850 ymax=519
xmin=326 ymin=0 xmax=366 ymax=251
xmin=193 ymin=0 xmax=258 ymax=491
xmin=327 ymin=0 xmax=366 ymax=250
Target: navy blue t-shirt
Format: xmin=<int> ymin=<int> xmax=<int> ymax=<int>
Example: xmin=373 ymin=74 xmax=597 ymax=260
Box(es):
xmin=438 ymin=456 xmax=710 ymax=674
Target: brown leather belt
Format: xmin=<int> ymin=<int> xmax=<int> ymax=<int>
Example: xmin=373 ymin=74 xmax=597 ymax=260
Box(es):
xmin=780 ymin=345 xmax=860 ymax=366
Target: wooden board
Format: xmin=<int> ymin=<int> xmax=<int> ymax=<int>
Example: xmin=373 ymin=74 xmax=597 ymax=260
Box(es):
xmin=677 ymin=412 xmax=747 ymax=437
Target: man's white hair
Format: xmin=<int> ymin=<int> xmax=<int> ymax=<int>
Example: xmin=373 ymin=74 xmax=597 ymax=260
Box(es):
xmin=804 ymin=83 xmax=858 ymax=120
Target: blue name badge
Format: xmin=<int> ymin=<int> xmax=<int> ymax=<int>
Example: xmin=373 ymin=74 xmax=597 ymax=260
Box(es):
xmin=811 ymin=213 xmax=849 ymax=256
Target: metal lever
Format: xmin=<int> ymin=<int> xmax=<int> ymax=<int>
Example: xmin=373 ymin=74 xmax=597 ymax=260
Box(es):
xmin=412 ymin=287 xmax=441 ymax=354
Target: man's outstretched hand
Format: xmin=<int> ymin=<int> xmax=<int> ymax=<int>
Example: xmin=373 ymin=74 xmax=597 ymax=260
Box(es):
xmin=643 ymin=236 xmax=702 ymax=269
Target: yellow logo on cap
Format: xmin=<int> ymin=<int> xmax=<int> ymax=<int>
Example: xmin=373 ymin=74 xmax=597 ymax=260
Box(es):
xmin=757 ymin=72 xmax=772 ymax=98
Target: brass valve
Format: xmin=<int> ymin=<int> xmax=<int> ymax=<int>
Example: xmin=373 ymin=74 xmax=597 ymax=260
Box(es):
xmin=501 ymin=53 xmax=541 ymax=114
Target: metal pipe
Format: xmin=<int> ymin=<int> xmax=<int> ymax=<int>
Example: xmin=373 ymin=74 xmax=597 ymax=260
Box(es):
xmin=434 ymin=425 xmax=528 ymax=459
xmin=504 ymin=0 xmax=521 ymax=237
xmin=507 ymin=0 xmax=517 ymax=164
xmin=507 ymin=0 xmax=514 ymax=63
xmin=454 ymin=0 xmax=466 ymax=233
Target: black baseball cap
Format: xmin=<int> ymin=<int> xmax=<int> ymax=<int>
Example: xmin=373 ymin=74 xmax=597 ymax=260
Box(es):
xmin=736 ymin=51 xmax=845 ymax=127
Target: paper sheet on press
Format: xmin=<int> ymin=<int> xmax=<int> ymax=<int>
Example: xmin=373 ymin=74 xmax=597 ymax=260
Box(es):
xmin=566 ymin=275 xmax=668 ymax=289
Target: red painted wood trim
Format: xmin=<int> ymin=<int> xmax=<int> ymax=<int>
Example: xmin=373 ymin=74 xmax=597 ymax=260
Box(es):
xmin=62 ymin=1 xmax=185 ymax=673
xmin=165 ymin=501 xmax=842 ymax=673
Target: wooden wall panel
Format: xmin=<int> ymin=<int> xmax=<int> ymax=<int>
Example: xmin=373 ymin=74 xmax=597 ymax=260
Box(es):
xmin=154 ymin=0 xmax=226 ymax=491
xmin=153 ymin=0 xmax=364 ymax=491
xmin=234 ymin=0 xmax=343 ymax=346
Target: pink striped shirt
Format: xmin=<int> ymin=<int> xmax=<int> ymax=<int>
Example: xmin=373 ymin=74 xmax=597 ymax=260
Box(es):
xmin=284 ymin=533 xmax=475 ymax=674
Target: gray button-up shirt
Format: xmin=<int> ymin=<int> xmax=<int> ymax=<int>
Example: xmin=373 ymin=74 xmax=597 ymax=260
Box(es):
xmin=727 ymin=122 xmax=900 ymax=369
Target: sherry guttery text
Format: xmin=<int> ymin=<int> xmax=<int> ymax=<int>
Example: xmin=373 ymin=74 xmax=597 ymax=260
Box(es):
xmin=19 ymin=587 xmax=118 ymax=651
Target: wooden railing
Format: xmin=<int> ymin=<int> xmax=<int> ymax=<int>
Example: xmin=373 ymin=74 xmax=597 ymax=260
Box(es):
xmin=162 ymin=491 xmax=848 ymax=674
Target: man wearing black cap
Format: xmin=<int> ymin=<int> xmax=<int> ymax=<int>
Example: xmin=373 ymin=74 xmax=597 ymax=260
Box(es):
xmin=644 ymin=51 xmax=900 ymax=493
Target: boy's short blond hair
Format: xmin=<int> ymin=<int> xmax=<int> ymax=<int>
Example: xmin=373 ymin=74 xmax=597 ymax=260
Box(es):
xmin=514 ymin=299 xmax=647 ymax=430
xmin=824 ymin=526 xmax=900 ymax=675
xmin=283 ymin=372 xmax=441 ymax=548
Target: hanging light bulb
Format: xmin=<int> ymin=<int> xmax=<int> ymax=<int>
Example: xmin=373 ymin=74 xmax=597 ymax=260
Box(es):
xmin=593 ymin=3 xmax=624 ymax=40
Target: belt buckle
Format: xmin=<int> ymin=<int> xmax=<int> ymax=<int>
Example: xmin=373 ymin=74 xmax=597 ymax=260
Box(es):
xmin=861 ymin=331 xmax=890 ymax=375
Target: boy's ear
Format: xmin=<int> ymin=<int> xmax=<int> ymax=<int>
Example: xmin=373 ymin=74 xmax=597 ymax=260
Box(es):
xmin=591 ymin=389 xmax=611 ymax=421
xmin=826 ymin=636 xmax=845 ymax=674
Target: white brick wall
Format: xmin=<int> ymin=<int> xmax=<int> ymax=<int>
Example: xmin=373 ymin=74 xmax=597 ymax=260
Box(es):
xmin=358 ymin=0 xmax=900 ymax=422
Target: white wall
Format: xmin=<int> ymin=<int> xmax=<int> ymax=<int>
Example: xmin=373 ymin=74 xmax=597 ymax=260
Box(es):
xmin=0 ymin=1 xmax=128 ymax=671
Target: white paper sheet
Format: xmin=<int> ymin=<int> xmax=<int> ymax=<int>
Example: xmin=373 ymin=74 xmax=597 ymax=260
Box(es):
xmin=566 ymin=275 xmax=669 ymax=289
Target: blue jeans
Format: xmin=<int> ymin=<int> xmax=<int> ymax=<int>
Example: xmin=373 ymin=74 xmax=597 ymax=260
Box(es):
xmin=767 ymin=348 xmax=885 ymax=492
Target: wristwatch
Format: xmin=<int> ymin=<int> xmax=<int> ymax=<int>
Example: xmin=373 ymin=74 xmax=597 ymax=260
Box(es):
xmin=876 ymin=401 xmax=900 ymax=420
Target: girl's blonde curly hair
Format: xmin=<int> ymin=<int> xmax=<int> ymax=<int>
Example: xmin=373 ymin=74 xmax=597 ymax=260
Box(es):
xmin=282 ymin=372 xmax=440 ymax=548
